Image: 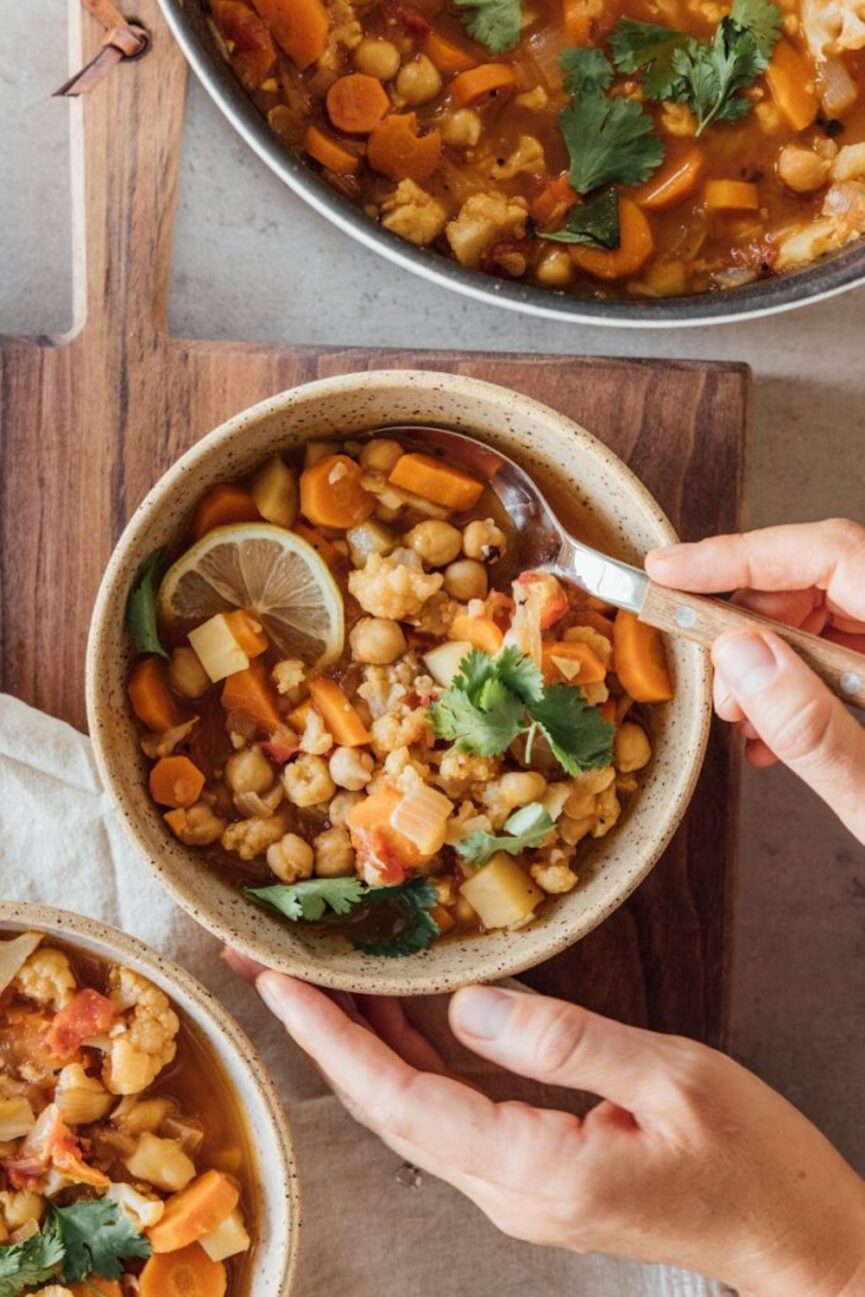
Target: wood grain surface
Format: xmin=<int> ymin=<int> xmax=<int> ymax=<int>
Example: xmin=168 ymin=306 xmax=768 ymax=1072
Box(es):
xmin=0 ymin=0 xmax=748 ymax=1053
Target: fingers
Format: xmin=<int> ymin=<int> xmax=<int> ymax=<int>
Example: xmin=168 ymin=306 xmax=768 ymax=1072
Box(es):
xmin=713 ymin=630 xmax=865 ymax=841
xmin=449 ymin=986 xmax=677 ymax=1116
xmin=357 ymin=995 xmax=451 ymax=1076
xmin=222 ymin=946 xmax=267 ymax=981
xmin=646 ymin=520 xmax=865 ymax=621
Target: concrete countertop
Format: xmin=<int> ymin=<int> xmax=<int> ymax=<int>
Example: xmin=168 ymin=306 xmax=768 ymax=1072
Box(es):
xmin=4 ymin=0 xmax=864 ymax=1193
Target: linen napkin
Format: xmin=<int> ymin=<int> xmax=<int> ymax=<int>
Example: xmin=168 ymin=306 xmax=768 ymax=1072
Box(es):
xmin=0 ymin=694 xmax=723 ymax=1297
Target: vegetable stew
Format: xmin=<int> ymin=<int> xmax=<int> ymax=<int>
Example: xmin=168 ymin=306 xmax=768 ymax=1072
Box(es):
xmin=0 ymin=932 xmax=254 ymax=1295
xmin=125 ymin=434 xmax=673 ymax=957
xmin=205 ymin=0 xmax=865 ymax=298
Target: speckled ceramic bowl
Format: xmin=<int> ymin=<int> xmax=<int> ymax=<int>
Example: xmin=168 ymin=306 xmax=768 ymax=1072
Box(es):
xmin=87 ymin=370 xmax=711 ymax=994
xmin=0 ymin=903 xmax=300 ymax=1295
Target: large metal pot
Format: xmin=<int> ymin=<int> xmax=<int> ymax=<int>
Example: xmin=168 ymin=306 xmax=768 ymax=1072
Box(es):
xmin=158 ymin=0 xmax=865 ymax=327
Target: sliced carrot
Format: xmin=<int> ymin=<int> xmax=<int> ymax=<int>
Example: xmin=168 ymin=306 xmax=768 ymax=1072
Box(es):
xmin=292 ymin=521 xmax=343 ymax=569
xmin=634 ymin=146 xmax=705 ymax=210
xmin=568 ymin=608 xmax=616 ymax=640
xmin=541 ymin=640 xmax=607 ymax=685
xmin=221 ymin=659 xmax=283 ymax=732
xmin=430 ymin=904 xmax=456 ymax=934
xmin=288 ymin=697 xmax=315 ymax=730
xmin=612 ymin=611 xmax=673 ymax=703
xmin=766 ymin=39 xmax=819 ymax=131
xmin=326 ymin=73 xmax=390 ymax=134
xmin=149 ymin=755 xmax=206 ymax=808
xmin=139 ymin=1243 xmax=227 ymax=1297
xmin=191 ymin=484 xmax=260 ymax=541
xmin=449 ymin=614 xmax=503 ymax=654
xmin=423 ymin=30 xmax=477 ymax=73
xmin=388 ymin=452 xmax=484 ymax=510
xmin=303 ymin=124 xmax=360 ymax=174
xmin=250 ymin=0 xmax=329 ymax=69
xmin=570 ymin=199 xmax=654 ymax=280
xmin=307 ymin=677 xmax=371 ymax=746
xmin=451 ymin=63 xmax=516 ymax=106
xmin=600 ymin=697 xmax=616 ymax=725
xmin=299 ymin=454 xmax=376 ymax=529
xmin=704 ymin=179 xmax=760 ymax=212
xmin=69 ymin=1282 xmax=123 ymax=1297
xmin=210 ymin=0 xmax=276 ymax=88
xmin=367 ymin=113 xmax=442 ymax=181
xmin=148 ymin=1169 xmax=240 ymax=1254
xmin=563 ymin=0 xmax=604 ymax=43
xmin=531 ymin=172 xmax=578 ymax=228
xmin=225 ymin=609 xmax=269 ymax=657
xmin=128 ymin=657 xmax=183 ymax=733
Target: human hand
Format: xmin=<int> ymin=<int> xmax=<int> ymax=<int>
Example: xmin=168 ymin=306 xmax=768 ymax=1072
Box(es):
xmin=646 ymin=519 xmax=865 ymax=843
xmin=225 ymin=956 xmax=865 ymax=1297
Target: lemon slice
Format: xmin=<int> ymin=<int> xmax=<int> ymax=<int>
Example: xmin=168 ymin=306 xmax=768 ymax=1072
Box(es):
xmin=158 ymin=524 xmax=344 ymax=666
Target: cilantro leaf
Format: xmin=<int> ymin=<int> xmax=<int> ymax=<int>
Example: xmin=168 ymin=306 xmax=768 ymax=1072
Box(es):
xmin=430 ymin=648 xmax=528 ymax=757
xmin=245 ymin=877 xmax=364 ymax=922
xmin=454 ymin=0 xmax=522 ymax=53
xmin=527 ymin=684 xmax=614 ymax=775
xmin=126 ymin=549 xmax=168 ymax=658
xmin=541 ymin=186 xmax=620 ymax=248
xmin=0 ymin=1226 xmax=64 ymax=1297
xmin=52 ymin=1200 xmax=150 ymax=1283
xmin=609 ymin=19 xmax=689 ymax=98
xmin=731 ymin=0 xmax=783 ymax=59
xmin=457 ymin=801 xmax=554 ymax=868
xmin=491 ymin=645 xmax=544 ymax=704
xmin=560 ymin=46 xmax=614 ymax=96
xmin=352 ymin=878 xmax=441 ymax=958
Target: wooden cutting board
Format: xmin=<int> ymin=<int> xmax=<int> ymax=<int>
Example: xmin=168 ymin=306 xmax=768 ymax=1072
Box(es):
xmin=0 ymin=0 xmax=748 ymax=1048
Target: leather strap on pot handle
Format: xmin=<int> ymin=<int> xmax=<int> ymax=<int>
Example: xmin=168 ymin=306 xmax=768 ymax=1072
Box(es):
xmin=54 ymin=0 xmax=150 ymax=97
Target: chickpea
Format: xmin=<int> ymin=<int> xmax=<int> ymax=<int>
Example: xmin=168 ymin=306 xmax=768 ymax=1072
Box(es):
xmin=614 ymin=722 xmax=652 ymax=773
xmin=283 ymin=754 xmax=336 ymax=808
xmin=168 ymin=646 xmax=209 ymax=700
xmin=166 ymin=801 xmax=225 ymax=846
xmin=224 ymin=746 xmax=274 ymax=796
xmin=777 ymin=144 xmax=830 ymax=194
xmin=266 ymin=832 xmax=314 ymax=883
xmin=559 ymin=814 xmax=594 ymax=846
xmin=498 ymin=770 xmax=547 ymax=806
xmin=443 ymin=558 xmax=488 ymax=601
xmin=441 ymin=108 xmax=481 ymax=148
xmin=396 ymin=54 xmax=442 ymax=106
xmin=314 ymin=826 xmax=356 ymax=877
xmin=462 ymin=518 xmax=507 ymax=562
xmin=354 ymin=37 xmax=401 ymax=80
xmin=536 ymin=248 xmax=573 ymax=288
xmin=329 ymin=746 xmax=375 ymax=791
xmin=349 ymin=616 xmax=407 ymax=665
xmin=404 ymin=520 xmax=463 ymax=567
xmin=361 ymin=438 xmax=404 ymax=474
xmin=329 ymin=789 xmax=364 ymax=827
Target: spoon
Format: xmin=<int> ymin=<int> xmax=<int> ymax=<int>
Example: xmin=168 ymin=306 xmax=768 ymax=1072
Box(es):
xmin=370 ymin=424 xmax=865 ymax=710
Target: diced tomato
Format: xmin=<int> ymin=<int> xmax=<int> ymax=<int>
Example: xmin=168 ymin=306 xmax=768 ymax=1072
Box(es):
xmin=394 ymin=4 xmax=431 ymax=38
xmin=4 ymin=1104 xmax=109 ymax=1190
xmin=45 ymin=988 xmax=115 ymax=1058
xmin=360 ymin=832 xmax=410 ymax=886
xmin=516 ymin=571 xmax=569 ymax=628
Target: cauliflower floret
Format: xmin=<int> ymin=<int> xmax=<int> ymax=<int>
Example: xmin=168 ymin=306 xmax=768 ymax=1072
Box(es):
xmin=530 ymin=860 xmax=579 ymax=894
xmin=661 ymin=101 xmax=697 ymax=136
xmin=28 ymin=1288 xmax=72 ymax=1297
xmin=444 ymin=800 xmax=493 ymax=844
xmin=104 ymin=968 xmax=180 ymax=1097
xmin=317 ymin=0 xmax=362 ymax=69
xmin=349 ymin=553 xmax=443 ymax=620
xmin=165 ymin=800 xmax=226 ymax=846
xmin=221 ymin=808 xmax=291 ymax=859
xmin=13 ymin=950 xmax=75 ymax=1011
xmin=434 ymin=750 xmax=500 ymax=799
xmin=774 ymin=215 xmax=846 ymax=268
xmin=140 ymin=717 xmax=198 ymax=760
xmin=491 ymin=134 xmax=545 ymax=180
xmin=0 ymin=1190 xmax=44 ymax=1232
xmin=514 ymin=85 xmax=549 ymax=110
xmin=445 ymin=192 xmax=529 ymax=267
xmin=381 ymin=180 xmax=449 ymax=246
xmin=369 ymin=745 xmax=431 ymax=795
xmin=357 ymin=654 xmax=422 ymax=719
xmin=272 ymin=658 xmax=306 ymax=695
xmin=479 ymin=771 xmax=548 ymax=829
xmin=370 ymin=706 xmax=435 ymax=759
xmin=407 ymin=592 xmax=463 ymax=637
xmin=592 ymin=783 xmax=621 ymax=838
xmin=803 ymin=0 xmax=865 ymax=56
xmin=299 ymin=707 xmax=333 ymax=756
xmin=105 ymin=1180 xmax=166 ymax=1230
xmin=562 ymin=624 xmax=613 ymax=668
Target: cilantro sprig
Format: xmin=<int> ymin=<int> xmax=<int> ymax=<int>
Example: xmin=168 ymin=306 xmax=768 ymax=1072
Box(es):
xmin=126 ymin=548 xmax=168 ymax=658
xmin=0 ymin=1200 xmax=150 ymax=1296
xmin=541 ymin=186 xmax=620 ymax=250
xmin=430 ymin=646 xmax=614 ymax=776
xmin=457 ymin=802 xmax=554 ymax=868
xmin=454 ymin=0 xmax=522 ymax=53
xmin=246 ymin=876 xmax=441 ymax=958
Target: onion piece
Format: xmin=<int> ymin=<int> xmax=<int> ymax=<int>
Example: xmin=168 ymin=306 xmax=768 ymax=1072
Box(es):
xmin=818 ymin=56 xmax=859 ymax=116
xmin=0 ymin=932 xmax=42 ymax=998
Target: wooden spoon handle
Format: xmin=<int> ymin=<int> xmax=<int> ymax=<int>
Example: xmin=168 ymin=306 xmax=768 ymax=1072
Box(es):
xmin=640 ymin=583 xmax=865 ymax=710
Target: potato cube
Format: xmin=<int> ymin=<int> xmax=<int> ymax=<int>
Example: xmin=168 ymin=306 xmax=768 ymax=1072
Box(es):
xmin=188 ymin=614 xmax=250 ymax=683
xmin=250 ymin=454 xmax=298 ymax=528
xmin=422 ymin=640 xmax=473 ymax=688
xmin=125 ymin=1132 xmax=196 ymax=1193
xmin=459 ymin=852 xmax=544 ymax=929
xmin=199 ymin=1207 xmax=252 ymax=1262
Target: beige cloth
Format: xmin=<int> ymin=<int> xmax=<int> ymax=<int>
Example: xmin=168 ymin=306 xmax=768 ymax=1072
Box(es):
xmin=0 ymin=694 xmax=722 ymax=1296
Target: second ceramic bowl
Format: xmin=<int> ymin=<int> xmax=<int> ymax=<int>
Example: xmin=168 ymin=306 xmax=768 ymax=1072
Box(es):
xmin=86 ymin=370 xmax=711 ymax=995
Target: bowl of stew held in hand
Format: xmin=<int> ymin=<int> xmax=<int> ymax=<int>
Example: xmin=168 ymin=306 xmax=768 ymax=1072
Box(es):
xmin=0 ymin=904 xmax=299 ymax=1297
xmin=157 ymin=0 xmax=865 ymax=322
xmin=87 ymin=370 xmax=711 ymax=994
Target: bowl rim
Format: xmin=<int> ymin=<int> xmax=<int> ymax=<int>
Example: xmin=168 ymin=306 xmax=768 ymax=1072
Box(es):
xmin=0 ymin=900 xmax=301 ymax=1295
xmin=86 ymin=368 xmax=712 ymax=994
xmin=156 ymin=0 xmax=865 ymax=329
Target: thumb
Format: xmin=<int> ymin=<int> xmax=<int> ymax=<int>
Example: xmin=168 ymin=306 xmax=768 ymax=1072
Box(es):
xmin=713 ymin=629 xmax=865 ymax=843
xmin=449 ymin=986 xmax=681 ymax=1115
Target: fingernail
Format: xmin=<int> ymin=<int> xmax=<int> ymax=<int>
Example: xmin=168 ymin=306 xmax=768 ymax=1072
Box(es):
xmin=256 ymin=971 xmax=292 ymax=1021
xmin=714 ymin=633 xmax=779 ymax=698
xmin=453 ymin=987 xmax=514 ymax=1039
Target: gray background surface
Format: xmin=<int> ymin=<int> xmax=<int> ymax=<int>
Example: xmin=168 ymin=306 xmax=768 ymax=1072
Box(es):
xmin=2 ymin=0 xmax=863 ymax=1200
